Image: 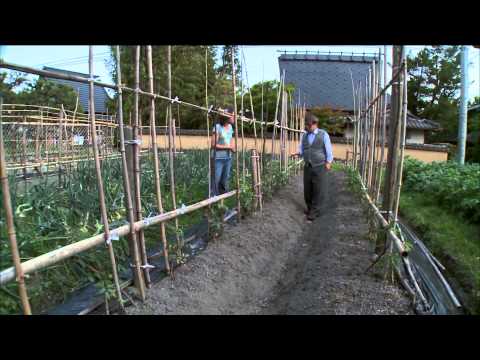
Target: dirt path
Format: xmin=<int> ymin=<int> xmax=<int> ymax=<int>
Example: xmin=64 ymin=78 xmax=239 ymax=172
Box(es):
xmin=127 ymin=170 xmax=412 ymax=315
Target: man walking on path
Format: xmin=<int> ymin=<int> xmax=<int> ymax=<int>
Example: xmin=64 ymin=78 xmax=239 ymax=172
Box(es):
xmin=293 ymin=113 xmax=333 ymax=222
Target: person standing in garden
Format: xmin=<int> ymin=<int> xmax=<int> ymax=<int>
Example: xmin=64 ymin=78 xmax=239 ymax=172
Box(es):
xmin=211 ymin=107 xmax=236 ymax=196
xmin=293 ymin=112 xmax=333 ymax=222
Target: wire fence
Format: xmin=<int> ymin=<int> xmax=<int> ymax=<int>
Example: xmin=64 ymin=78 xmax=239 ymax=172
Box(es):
xmin=1 ymin=104 xmax=118 ymax=172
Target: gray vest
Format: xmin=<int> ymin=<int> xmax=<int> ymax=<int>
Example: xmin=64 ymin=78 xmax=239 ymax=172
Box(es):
xmin=303 ymin=130 xmax=327 ymax=167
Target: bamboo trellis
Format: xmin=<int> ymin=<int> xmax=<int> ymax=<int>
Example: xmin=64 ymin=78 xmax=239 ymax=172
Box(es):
xmin=349 ymin=46 xmax=430 ymax=312
xmin=0 ymin=45 xmax=304 ymax=314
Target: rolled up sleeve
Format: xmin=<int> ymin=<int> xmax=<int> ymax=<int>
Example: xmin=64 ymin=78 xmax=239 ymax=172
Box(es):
xmin=323 ymin=132 xmax=333 ymax=163
xmin=298 ymin=133 xmax=304 ymax=157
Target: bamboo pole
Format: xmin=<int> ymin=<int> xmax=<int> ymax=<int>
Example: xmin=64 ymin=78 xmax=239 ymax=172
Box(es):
xmin=0 ymin=98 xmax=32 ymax=315
xmin=132 ymin=45 xmax=151 ymax=286
xmin=271 ymin=72 xmax=284 ymax=159
xmin=0 ymin=190 xmax=237 ymax=286
xmin=0 ymin=60 xmax=268 ymax=128
xmin=88 ymin=46 xmax=126 ymax=310
xmin=114 ymin=45 xmax=146 ymax=301
xmin=393 ymin=57 xmax=408 ymax=222
xmin=146 ymin=45 xmax=170 ymax=275
xmin=375 ymin=46 xmax=388 ymax=203
xmin=231 ymin=47 xmax=241 ymax=222
xmin=205 ymin=48 xmax=212 ymax=198
xmin=240 ymin=65 xmax=246 ymax=183
xmin=167 ymin=45 xmax=182 ymax=255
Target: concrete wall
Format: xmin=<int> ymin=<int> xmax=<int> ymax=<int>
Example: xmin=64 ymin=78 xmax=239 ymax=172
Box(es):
xmin=141 ymin=134 xmax=448 ymax=163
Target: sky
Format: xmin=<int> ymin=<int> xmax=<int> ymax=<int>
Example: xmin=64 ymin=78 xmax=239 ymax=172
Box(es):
xmin=1 ymin=45 xmax=479 ymax=101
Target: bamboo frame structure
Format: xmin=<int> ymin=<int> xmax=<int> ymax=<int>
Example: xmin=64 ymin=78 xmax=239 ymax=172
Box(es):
xmin=0 ymin=45 xmax=306 ymax=313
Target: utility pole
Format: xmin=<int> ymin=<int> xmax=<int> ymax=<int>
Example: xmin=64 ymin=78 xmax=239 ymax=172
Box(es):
xmin=457 ymin=45 xmax=469 ymax=165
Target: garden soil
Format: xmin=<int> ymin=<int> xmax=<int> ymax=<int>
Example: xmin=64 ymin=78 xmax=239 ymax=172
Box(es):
xmin=127 ymin=170 xmax=412 ymax=315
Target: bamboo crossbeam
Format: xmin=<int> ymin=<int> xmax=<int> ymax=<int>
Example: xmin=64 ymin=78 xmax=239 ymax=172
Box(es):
xmin=0 ymin=60 xmax=292 ymax=131
xmin=0 ymin=190 xmax=237 ymax=286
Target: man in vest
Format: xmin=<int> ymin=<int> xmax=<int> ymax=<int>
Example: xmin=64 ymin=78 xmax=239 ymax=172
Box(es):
xmin=294 ymin=112 xmax=333 ymax=222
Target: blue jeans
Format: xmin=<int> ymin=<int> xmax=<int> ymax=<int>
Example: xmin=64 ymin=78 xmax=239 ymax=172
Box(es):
xmin=212 ymin=157 xmax=232 ymax=196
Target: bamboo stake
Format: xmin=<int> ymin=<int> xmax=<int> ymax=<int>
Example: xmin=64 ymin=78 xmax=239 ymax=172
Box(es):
xmin=271 ymin=72 xmax=283 ymax=159
xmin=147 ymin=45 xmax=170 ymax=275
xmin=240 ymin=63 xmax=246 ymax=183
xmin=88 ymin=46 xmax=126 ymax=310
xmin=0 ymin=98 xmax=32 ymax=315
xmin=231 ymin=47 xmax=241 ymax=222
xmin=132 ymin=46 xmax=151 ymax=286
xmin=167 ymin=45 xmax=182 ymax=256
xmin=114 ymin=45 xmax=146 ymax=301
xmin=205 ymin=48 xmax=212 ymax=198
xmin=393 ymin=57 xmax=408 ymax=222
xmin=375 ymin=46 xmax=388 ymax=204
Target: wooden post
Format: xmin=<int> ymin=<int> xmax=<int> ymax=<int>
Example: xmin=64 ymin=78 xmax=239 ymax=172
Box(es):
xmin=0 ymin=98 xmax=32 ymax=315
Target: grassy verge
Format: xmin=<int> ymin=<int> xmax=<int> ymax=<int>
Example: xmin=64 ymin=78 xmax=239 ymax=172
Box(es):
xmin=399 ymin=191 xmax=480 ymax=314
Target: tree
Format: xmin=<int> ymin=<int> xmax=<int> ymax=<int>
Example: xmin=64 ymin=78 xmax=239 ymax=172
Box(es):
xmin=15 ymin=78 xmax=79 ymax=110
xmin=0 ymin=71 xmax=78 ymax=110
xmin=108 ymin=46 xmax=222 ymax=129
xmin=406 ymin=46 xmax=461 ymax=143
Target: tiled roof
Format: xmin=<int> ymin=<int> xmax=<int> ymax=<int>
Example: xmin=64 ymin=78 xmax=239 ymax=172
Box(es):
xmin=278 ymin=53 xmax=379 ymax=111
xmin=42 ymin=66 xmax=111 ymax=114
xmin=343 ymin=108 xmax=440 ymax=131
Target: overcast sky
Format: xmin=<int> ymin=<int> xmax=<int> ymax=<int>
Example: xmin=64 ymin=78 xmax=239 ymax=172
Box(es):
xmin=2 ymin=45 xmax=479 ymax=101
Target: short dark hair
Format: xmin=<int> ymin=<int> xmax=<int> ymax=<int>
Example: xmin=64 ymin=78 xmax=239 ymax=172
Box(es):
xmin=305 ymin=112 xmax=318 ymax=125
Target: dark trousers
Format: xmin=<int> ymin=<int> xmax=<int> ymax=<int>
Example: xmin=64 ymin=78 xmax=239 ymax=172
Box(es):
xmin=304 ymin=163 xmax=328 ymax=218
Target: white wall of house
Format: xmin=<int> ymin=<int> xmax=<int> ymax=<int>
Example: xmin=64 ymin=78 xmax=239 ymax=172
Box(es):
xmin=343 ymin=127 xmax=426 ymax=144
xmin=406 ymin=129 xmax=425 ymax=144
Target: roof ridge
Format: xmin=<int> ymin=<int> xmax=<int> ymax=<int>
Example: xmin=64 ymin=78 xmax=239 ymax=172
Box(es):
xmin=43 ymin=66 xmax=100 ymax=79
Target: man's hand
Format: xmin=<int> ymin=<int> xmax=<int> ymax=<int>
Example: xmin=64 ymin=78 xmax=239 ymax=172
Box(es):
xmin=325 ymin=162 xmax=332 ymax=171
